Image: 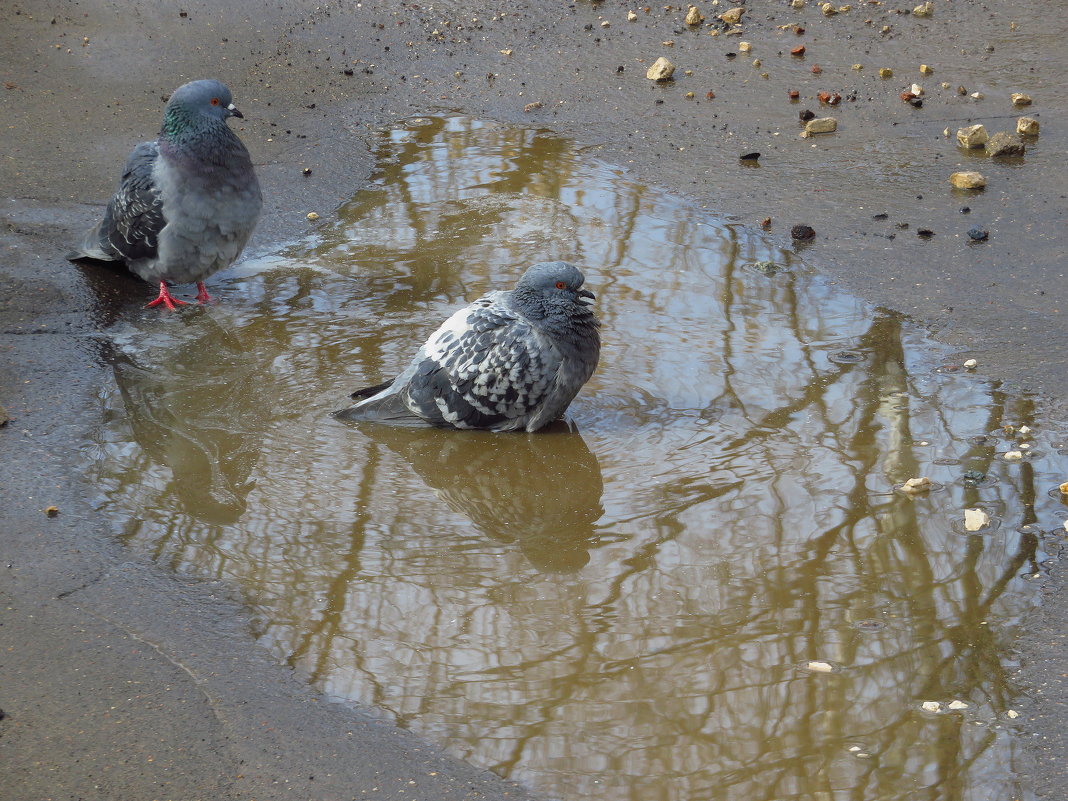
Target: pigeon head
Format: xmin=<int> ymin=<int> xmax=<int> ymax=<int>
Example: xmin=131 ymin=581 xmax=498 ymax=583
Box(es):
xmin=513 ymin=261 xmax=596 ymax=308
xmin=161 ymin=79 xmax=244 ymax=143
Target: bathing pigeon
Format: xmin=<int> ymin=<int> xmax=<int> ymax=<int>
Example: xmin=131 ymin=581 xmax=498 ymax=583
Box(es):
xmin=68 ymin=79 xmax=262 ymax=310
xmin=336 ymin=261 xmax=601 ymax=432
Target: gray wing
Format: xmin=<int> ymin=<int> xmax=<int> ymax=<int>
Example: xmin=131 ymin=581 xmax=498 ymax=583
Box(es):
xmin=402 ymin=299 xmax=564 ymax=430
xmin=69 ymin=141 xmax=164 ymax=263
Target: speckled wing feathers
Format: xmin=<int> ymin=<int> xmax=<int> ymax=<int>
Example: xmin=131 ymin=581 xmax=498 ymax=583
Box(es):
xmin=403 ymin=298 xmax=563 ymax=430
xmin=70 ymin=142 xmax=165 ymax=263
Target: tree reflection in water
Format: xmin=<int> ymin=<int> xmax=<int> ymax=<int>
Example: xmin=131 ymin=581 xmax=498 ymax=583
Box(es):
xmin=85 ymin=116 xmax=1057 ymax=801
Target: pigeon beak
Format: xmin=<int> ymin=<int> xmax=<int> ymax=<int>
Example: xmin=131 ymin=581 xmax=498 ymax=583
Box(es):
xmin=577 ymin=288 xmax=595 ymax=305
xmin=227 ymin=103 xmax=244 ymax=119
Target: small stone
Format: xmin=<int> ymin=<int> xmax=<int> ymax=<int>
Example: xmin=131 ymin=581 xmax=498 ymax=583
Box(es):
xmin=913 ymin=2 xmax=933 ymax=17
xmin=685 ymin=5 xmax=703 ymax=25
xmin=848 ymin=745 xmax=862 ymax=752
xmin=811 ymin=64 xmax=823 ymax=74
xmin=970 ymin=91 xmax=984 ymax=100
xmin=302 ymin=167 xmax=312 ymax=176
xmin=739 ymin=41 xmax=752 ymax=52
xmin=920 ymin=64 xmax=934 ymax=75
xmin=901 ymin=476 xmax=933 ymax=493
xmin=799 ymin=108 xmax=816 ymax=121
xmin=838 ymin=4 xmax=851 ymax=11
xmin=985 ymin=131 xmax=1025 ymax=157
xmin=306 ymin=212 xmax=320 ymax=221
xmin=740 ymin=151 xmax=760 ymax=161
xmin=1058 ymin=481 xmax=1068 ymax=495
xmin=821 ymin=2 xmax=837 ymax=15
xmin=806 ymin=660 xmax=835 ymax=672
xmin=949 ymin=171 xmax=986 ymax=190
xmin=753 ymin=58 xmax=762 ymax=67
xmin=628 ymin=10 xmax=638 ymax=21
xmin=851 ymin=63 xmax=863 ymax=70
xmin=791 ymin=44 xmax=806 ymax=56
xmin=881 ymin=25 xmax=891 ymax=33
xmin=1007 ymin=709 xmax=1020 ymax=719
xmin=910 ymin=83 xmax=924 ymax=96
xmin=957 ymin=85 xmax=968 ymax=95
xmin=1018 ymin=425 xmax=1032 ymax=435
xmin=967 ymin=227 xmax=989 ymax=242
xmin=956 ymin=124 xmax=988 ymax=148
xmin=964 ymin=358 xmax=978 ymax=368
xmin=805 ymin=117 xmax=837 ymax=133
xmin=1017 ymin=116 xmax=1039 ymax=136
xmin=791 ymin=0 xmax=806 ymax=7
xmin=941 ymin=82 xmax=951 ymax=89
xmin=646 ymin=56 xmax=676 ymax=81
xmin=879 ymin=67 xmax=893 ymax=78
xmin=0 ymin=404 xmax=7 ymax=426
xmin=948 ymin=700 xmax=969 ymax=710
xmin=1011 ymin=92 xmax=1032 ymax=106
xmin=964 ymin=508 xmax=990 ymax=531
xmin=44 ymin=506 xmax=59 ymax=517
xmin=1004 ymin=450 xmax=1024 ymax=461
xmin=788 ymin=89 xmax=800 ymax=99
xmin=921 ymin=701 xmax=941 ymax=713
xmin=718 ymin=6 xmax=745 ymax=24
xmin=791 ymin=224 xmax=816 ymax=240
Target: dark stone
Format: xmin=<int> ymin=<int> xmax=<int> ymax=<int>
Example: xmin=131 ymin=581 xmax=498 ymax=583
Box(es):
xmin=791 ymin=224 xmax=816 ymax=241
xmin=968 ymin=226 xmax=989 ymax=241
xmin=985 ymin=131 xmax=1025 ymax=157
xmin=739 ymin=152 xmax=760 ymax=161
xmin=918 ymin=228 xmax=934 ymax=238
xmin=799 ymin=108 xmax=816 ymax=121
xmin=872 ymin=213 xmax=889 ymax=220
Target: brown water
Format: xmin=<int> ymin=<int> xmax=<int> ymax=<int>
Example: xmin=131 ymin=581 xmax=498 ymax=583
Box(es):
xmin=85 ymin=116 xmax=1068 ymax=801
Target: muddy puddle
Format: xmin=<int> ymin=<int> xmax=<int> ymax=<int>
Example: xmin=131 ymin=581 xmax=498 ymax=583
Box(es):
xmin=84 ymin=116 xmax=1068 ymax=801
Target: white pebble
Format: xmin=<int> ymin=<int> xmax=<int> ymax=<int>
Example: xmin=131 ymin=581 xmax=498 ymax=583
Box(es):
xmin=921 ymin=701 xmax=941 ymax=712
xmin=806 ymin=660 xmax=835 ymax=673
xmin=964 ymin=358 xmax=977 ymax=368
xmin=948 ymin=700 xmax=969 ymax=710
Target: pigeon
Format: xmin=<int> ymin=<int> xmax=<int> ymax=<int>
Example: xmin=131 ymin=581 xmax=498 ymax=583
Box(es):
xmin=336 ymin=261 xmax=601 ymax=432
xmin=68 ymin=79 xmax=262 ymax=310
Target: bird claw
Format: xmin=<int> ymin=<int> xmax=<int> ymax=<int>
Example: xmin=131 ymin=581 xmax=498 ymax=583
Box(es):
xmin=146 ymin=282 xmax=189 ymax=310
xmin=194 ymin=282 xmax=213 ymax=304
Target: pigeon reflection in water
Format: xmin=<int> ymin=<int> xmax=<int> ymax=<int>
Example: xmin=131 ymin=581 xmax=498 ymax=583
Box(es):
xmin=357 ymin=421 xmax=605 ymax=572
xmin=103 ymin=314 xmax=268 ymax=526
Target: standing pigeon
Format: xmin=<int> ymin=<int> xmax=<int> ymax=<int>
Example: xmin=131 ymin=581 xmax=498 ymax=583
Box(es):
xmin=336 ymin=261 xmax=601 ymax=432
xmin=68 ymin=79 xmax=262 ymax=310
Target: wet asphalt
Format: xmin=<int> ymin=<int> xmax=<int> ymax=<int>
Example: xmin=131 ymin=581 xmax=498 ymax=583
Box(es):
xmin=2 ymin=0 xmax=1066 ymax=798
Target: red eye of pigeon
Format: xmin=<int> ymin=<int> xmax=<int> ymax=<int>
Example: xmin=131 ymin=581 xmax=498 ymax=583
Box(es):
xmin=555 ymin=281 xmax=566 ymax=289
xmin=210 ymin=97 xmax=220 ymax=106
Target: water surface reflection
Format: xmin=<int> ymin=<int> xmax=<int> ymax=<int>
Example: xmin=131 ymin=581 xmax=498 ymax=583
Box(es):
xmin=86 ymin=116 xmax=1062 ymax=801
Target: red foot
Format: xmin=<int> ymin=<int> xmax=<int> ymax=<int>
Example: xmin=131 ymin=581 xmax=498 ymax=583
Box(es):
xmin=194 ymin=281 xmax=213 ymax=304
xmin=145 ymin=281 xmax=189 ymax=310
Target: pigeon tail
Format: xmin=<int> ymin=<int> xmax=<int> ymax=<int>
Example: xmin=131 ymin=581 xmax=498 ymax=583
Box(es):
xmin=350 ymin=378 xmax=396 ymax=401
xmin=333 ymin=390 xmax=426 ymax=426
